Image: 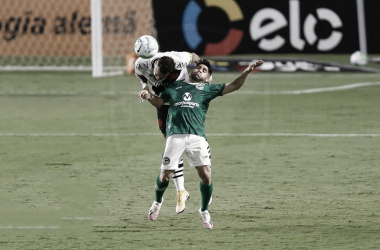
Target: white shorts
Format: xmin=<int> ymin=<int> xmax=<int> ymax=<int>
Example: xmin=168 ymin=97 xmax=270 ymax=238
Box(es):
xmin=161 ymin=134 xmax=211 ymax=170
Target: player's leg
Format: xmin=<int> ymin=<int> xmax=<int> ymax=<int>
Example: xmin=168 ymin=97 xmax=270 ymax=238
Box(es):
xmin=156 ymin=105 xmax=189 ymax=213
xmin=196 ymin=165 xmax=213 ymax=229
xmin=185 ymin=135 xmax=213 ymax=229
xmin=195 ymin=165 xmax=213 ymax=229
xmin=195 ymin=165 xmax=212 ymax=209
xmin=205 ymin=139 xmax=212 ymax=205
xmin=149 ymin=134 xmax=186 ymax=220
xmin=206 ymin=139 xmax=212 ymax=174
xmin=156 ymin=105 xmax=186 ymax=192
xmin=149 ymin=169 xmax=173 ymax=221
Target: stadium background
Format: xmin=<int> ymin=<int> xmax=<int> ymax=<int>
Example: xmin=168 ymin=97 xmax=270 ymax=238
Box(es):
xmin=0 ymin=1 xmax=380 ymax=249
xmin=1 ymin=0 xmax=380 ymax=70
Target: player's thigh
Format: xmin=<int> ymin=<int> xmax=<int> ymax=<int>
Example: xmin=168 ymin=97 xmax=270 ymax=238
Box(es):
xmin=161 ymin=134 xmax=186 ymax=170
xmin=185 ymin=134 xmax=211 ymax=167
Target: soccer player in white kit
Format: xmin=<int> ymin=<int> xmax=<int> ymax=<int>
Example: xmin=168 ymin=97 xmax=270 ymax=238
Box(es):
xmin=134 ymin=51 xmax=200 ymax=213
xmin=138 ymin=59 xmax=264 ymax=229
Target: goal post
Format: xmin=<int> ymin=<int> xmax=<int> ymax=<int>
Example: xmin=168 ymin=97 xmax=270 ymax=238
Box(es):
xmin=91 ymin=0 xmax=104 ymax=77
xmin=0 ymin=0 xmax=155 ymax=76
xmin=355 ymin=0 xmax=368 ymax=64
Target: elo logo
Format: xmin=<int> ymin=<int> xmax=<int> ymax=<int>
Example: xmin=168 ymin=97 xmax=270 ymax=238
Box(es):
xmin=182 ymin=0 xmax=244 ymax=55
xmin=250 ymin=0 xmax=343 ymax=51
xmin=183 ymin=92 xmax=192 ymax=101
xmin=182 ymin=0 xmax=343 ymax=53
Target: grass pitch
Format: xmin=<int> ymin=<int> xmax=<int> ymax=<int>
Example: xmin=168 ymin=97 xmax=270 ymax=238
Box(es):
xmin=0 ymin=62 xmax=379 ymax=249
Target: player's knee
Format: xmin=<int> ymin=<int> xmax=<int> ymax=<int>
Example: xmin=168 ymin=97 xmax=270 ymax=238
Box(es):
xmin=196 ymin=166 xmax=211 ymax=185
xmin=160 ymin=170 xmax=174 ymax=183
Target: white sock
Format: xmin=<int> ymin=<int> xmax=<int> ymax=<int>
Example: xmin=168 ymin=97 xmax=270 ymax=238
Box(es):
xmin=172 ymin=159 xmax=185 ymax=191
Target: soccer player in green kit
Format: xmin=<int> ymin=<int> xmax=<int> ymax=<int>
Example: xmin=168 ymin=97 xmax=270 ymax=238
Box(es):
xmin=138 ymin=59 xmax=264 ymax=229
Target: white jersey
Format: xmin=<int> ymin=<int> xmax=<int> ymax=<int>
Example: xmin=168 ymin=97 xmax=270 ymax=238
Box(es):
xmin=134 ymin=51 xmax=192 ymax=88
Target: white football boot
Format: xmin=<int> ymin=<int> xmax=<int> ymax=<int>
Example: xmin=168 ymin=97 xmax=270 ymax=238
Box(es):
xmin=176 ymin=190 xmax=190 ymax=214
xmin=148 ymin=198 xmax=163 ymax=221
xmin=198 ymin=208 xmax=213 ymax=229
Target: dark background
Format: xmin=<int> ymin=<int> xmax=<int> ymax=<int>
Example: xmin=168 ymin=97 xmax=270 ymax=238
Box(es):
xmin=152 ymin=0 xmax=380 ymax=55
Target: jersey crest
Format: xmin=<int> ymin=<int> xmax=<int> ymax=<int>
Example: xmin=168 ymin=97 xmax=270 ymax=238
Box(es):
xmin=195 ymin=83 xmax=205 ymax=90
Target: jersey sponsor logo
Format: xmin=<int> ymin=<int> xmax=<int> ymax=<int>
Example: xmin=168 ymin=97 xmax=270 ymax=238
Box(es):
xmin=174 ymin=92 xmax=199 ymax=108
xmin=136 ymin=62 xmax=150 ymax=70
xmin=182 ymin=92 xmax=192 ymax=101
xmin=174 ymin=101 xmax=199 ymax=108
xmin=163 ymin=157 xmax=170 ymax=165
xmin=176 ymin=62 xmax=189 ymax=69
xmin=196 ymin=83 xmax=205 ymax=90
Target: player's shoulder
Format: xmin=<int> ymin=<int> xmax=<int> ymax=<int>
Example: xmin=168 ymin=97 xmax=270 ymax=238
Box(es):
xmin=134 ymin=53 xmax=165 ymax=72
xmin=135 ymin=52 xmax=163 ymax=65
xmin=161 ymin=51 xmax=191 ymax=59
xmin=168 ymin=79 xmax=188 ymax=88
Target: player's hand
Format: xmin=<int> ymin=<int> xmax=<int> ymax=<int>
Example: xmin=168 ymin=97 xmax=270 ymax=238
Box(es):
xmin=245 ymin=60 xmax=264 ymax=73
xmin=193 ymin=59 xmax=201 ymax=66
xmin=138 ymin=90 xmax=151 ymax=102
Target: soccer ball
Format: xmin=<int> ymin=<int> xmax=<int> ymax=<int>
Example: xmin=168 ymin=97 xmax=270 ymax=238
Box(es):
xmin=350 ymin=51 xmax=367 ymax=66
xmin=134 ymin=35 xmax=159 ymax=59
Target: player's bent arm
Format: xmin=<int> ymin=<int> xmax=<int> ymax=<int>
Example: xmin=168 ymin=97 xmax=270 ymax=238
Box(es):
xmin=222 ymin=60 xmax=263 ymax=95
xmin=138 ymin=90 xmax=164 ymax=108
xmin=190 ymin=52 xmax=201 ymax=64
xmin=135 ymin=73 xmax=149 ymax=90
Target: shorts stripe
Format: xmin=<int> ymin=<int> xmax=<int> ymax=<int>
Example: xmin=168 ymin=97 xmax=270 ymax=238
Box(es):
xmin=174 ymin=169 xmax=183 ymax=174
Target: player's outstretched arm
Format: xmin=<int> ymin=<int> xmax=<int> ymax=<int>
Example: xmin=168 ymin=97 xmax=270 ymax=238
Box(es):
xmin=222 ymin=60 xmax=263 ymax=95
xmin=138 ymin=90 xmax=164 ymax=108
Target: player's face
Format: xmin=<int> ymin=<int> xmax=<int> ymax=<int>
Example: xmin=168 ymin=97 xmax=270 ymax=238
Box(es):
xmin=191 ymin=64 xmax=209 ymax=82
xmin=153 ymin=65 xmax=170 ymax=81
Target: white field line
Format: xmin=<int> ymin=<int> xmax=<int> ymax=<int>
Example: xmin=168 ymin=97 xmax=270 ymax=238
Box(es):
xmin=212 ymin=73 xmax=380 ymax=79
xmin=0 ymin=226 xmax=59 ymax=229
xmin=234 ymin=82 xmax=380 ymax=95
xmin=0 ymin=133 xmax=379 ymax=137
xmin=61 ymin=217 xmax=94 ymax=220
xmin=0 ymin=82 xmax=379 ymax=96
xmin=0 ymin=218 xmax=93 ymax=230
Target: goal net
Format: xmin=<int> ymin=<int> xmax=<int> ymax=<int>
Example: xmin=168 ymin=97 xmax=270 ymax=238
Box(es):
xmin=0 ymin=0 xmax=155 ymax=77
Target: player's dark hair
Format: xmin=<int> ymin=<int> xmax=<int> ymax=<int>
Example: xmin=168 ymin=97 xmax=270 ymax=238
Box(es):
xmin=157 ymin=56 xmax=175 ymax=74
xmin=195 ymin=59 xmax=213 ymax=76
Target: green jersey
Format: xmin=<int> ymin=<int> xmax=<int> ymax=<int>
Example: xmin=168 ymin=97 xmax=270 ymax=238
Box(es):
xmin=159 ymin=80 xmax=225 ymax=138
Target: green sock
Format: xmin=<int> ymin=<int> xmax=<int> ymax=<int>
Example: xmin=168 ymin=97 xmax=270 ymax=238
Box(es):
xmin=155 ymin=176 xmax=169 ymax=203
xmin=200 ymin=181 xmax=213 ymax=211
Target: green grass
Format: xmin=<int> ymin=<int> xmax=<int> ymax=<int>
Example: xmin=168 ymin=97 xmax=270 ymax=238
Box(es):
xmin=0 ymin=65 xmax=379 ymax=249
